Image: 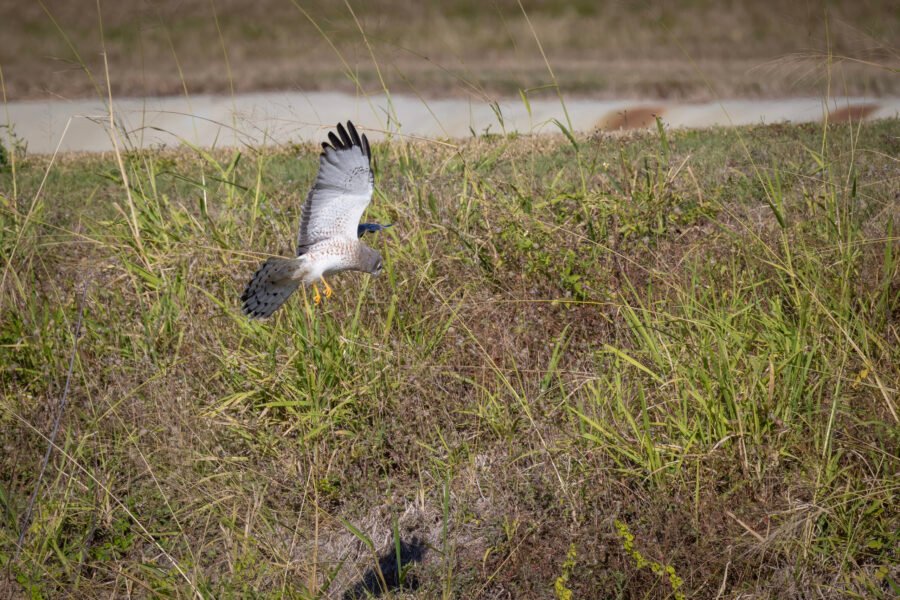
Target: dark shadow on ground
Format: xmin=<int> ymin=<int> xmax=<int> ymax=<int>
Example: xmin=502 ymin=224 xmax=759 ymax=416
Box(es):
xmin=343 ymin=536 xmax=427 ymax=599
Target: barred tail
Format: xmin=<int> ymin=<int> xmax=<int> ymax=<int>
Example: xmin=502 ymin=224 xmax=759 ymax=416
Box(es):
xmin=241 ymin=257 xmax=304 ymax=318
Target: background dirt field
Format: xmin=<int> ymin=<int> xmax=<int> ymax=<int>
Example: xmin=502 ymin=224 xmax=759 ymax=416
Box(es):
xmin=1 ymin=0 xmax=898 ymax=101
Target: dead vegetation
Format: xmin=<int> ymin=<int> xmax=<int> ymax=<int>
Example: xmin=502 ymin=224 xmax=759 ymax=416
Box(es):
xmin=1 ymin=116 xmax=898 ymax=597
xmin=1 ymin=0 xmax=898 ymax=101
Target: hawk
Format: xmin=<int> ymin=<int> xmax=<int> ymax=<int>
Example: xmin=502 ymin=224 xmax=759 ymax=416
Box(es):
xmin=241 ymin=121 xmax=389 ymax=318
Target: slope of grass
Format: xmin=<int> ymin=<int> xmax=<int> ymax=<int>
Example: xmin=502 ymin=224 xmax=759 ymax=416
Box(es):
xmin=1 ymin=119 xmax=898 ymax=598
xmin=1 ymin=0 xmax=897 ymax=100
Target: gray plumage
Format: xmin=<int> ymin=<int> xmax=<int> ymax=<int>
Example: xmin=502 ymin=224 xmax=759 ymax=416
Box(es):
xmin=297 ymin=121 xmax=374 ymax=255
xmin=241 ymin=121 xmax=385 ymax=318
xmin=240 ymin=257 xmax=303 ymax=319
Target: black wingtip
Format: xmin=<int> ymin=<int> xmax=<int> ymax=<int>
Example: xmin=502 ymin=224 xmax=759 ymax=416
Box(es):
xmin=338 ymin=122 xmax=353 ymax=148
xmin=327 ymin=131 xmax=342 ymax=149
xmin=320 ymin=121 xmax=371 ymax=160
xmin=347 ymin=121 xmax=361 ymax=147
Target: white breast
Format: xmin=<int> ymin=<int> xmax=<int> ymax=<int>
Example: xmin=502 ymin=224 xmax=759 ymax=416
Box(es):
xmin=301 ymin=239 xmax=357 ymax=284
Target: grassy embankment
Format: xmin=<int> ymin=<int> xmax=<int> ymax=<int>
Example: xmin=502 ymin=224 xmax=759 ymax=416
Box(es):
xmin=1 ymin=113 xmax=898 ymax=597
xmin=1 ymin=0 xmax=897 ymax=100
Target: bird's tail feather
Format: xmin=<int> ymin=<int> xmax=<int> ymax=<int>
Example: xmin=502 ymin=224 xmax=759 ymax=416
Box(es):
xmin=241 ymin=257 xmax=304 ymax=318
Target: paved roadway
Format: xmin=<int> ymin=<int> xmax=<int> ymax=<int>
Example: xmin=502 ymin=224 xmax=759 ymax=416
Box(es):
xmin=4 ymin=92 xmax=898 ymax=154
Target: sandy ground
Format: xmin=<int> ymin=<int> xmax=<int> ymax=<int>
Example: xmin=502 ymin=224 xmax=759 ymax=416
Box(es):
xmin=5 ymin=91 xmax=899 ymax=154
xmin=2 ymin=1 xmax=897 ymax=152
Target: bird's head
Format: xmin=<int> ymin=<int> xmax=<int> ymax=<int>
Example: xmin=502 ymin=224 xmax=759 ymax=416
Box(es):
xmin=360 ymin=245 xmax=384 ymax=276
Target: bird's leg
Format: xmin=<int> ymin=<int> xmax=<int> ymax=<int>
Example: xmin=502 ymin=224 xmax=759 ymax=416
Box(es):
xmin=312 ymin=283 xmax=322 ymax=305
xmin=320 ymin=276 xmax=334 ymax=299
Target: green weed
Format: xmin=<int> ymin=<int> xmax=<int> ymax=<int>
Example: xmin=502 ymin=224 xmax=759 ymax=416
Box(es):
xmin=553 ymin=542 xmax=577 ymax=600
xmin=615 ymin=519 xmax=685 ymax=600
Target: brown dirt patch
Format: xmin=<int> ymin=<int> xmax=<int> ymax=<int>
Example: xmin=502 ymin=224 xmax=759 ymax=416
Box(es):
xmin=597 ymin=106 xmax=666 ymax=131
xmin=829 ymin=104 xmax=880 ymax=122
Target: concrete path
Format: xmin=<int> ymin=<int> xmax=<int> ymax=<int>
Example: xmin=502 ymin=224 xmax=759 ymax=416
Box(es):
xmin=4 ymin=91 xmax=898 ymax=154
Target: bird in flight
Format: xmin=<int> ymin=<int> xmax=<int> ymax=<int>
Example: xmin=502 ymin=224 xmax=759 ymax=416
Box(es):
xmin=241 ymin=121 xmax=389 ymax=318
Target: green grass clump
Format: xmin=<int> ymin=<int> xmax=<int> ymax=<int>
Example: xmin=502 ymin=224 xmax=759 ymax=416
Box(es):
xmin=1 ymin=118 xmax=898 ymax=598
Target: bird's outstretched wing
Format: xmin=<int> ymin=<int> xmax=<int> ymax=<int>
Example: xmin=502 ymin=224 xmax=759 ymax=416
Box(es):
xmin=297 ymin=121 xmax=374 ymax=255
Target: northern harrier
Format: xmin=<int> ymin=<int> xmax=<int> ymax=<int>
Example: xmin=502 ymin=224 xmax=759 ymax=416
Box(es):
xmin=241 ymin=121 xmax=389 ymax=318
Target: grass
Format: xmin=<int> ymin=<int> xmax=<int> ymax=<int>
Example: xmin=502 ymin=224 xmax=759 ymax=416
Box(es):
xmin=1 ymin=0 xmax=898 ymax=100
xmin=1 ymin=113 xmax=898 ymax=597
xmin=1 ymin=1 xmax=899 ymax=596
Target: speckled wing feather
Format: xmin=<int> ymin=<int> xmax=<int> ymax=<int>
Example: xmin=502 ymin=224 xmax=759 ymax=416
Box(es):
xmin=240 ymin=257 xmax=304 ymax=318
xmin=297 ymin=121 xmax=374 ymax=255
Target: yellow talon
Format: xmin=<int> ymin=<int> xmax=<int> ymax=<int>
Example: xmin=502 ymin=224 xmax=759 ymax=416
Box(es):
xmin=321 ymin=276 xmax=333 ymax=299
xmin=312 ymin=283 xmax=322 ymax=305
